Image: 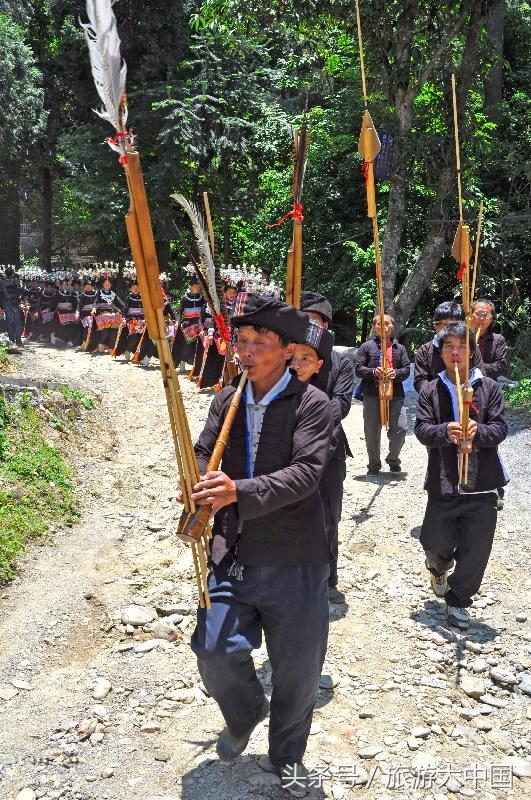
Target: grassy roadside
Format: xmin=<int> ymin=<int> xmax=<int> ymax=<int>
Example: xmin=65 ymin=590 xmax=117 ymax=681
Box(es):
xmin=0 ymin=342 xmax=14 ymax=373
xmin=0 ymin=386 xmax=94 ymax=583
xmin=503 ymin=377 xmax=531 ymax=413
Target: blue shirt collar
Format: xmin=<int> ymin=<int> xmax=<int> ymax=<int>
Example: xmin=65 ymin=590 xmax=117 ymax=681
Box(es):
xmin=244 ymin=367 xmax=292 ymax=407
xmin=438 ymin=368 xmax=483 ymax=422
xmin=438 ymin=367 xmax=483 ymax=385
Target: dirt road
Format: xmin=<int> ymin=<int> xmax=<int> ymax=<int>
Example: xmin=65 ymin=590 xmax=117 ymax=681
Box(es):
xmin=0 ymin=343 xmax=529 ymax=800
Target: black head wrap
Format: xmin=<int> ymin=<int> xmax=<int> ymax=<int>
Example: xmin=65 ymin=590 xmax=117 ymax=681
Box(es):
xmin=300 ymin=291 xmax=333 ymax=325
xmin=231 ymin=292 xmax=308 ymax=343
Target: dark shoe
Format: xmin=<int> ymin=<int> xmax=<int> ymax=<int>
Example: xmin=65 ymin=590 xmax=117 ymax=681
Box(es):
xmin=281 ymin=763 xmax=310 ymax=798
xmin=446 ymin=605 xmax=471 ymax=629
xmin=429 ymin=571 xmax=448 ymax=598
xmin=388 ymin=461 xmax=402 ymax=473
xmin=216 ymin=696 xmax=269 ymax=762
xmin=367 ymin=467 xmax=380 ymax=475
xmin=328 ymin=586 xmax=346 ymax=605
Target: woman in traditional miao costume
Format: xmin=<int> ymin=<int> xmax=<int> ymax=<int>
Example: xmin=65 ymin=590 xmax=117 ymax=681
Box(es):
xmin=189 ymin=304 xmax=213 ymax=383
xmin=51 ymin=278 xmax=79 ymax=347
xmin=76 ymin=277 xmax=98 ymax=350
xmin=21 ymin=277 xmax=42 ymax=341
xmin=170 ymin=275 xmax=205 ymax=372
xmin=112 ymin=279 xmax=145 ymax=361
xmin=135 ymin=282 xmax=176 ymax=367
xmin=91 ymin=277 xmax=125 ymax=353
xmin=39 ymin=279 xmax=58 ymax=342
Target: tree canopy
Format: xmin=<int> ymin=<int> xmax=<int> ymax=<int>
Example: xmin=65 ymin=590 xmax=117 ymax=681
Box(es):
xmin=0 ymin=0 xmax=529 ymax=345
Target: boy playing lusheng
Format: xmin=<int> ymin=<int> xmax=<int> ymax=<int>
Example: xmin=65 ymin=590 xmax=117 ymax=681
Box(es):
xmin=414 ymin=322 xmax=508 ymax=629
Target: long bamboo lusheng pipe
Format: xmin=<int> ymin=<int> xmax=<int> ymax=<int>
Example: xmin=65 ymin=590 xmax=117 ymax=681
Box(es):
xmin=203 ymin=192 xmax=216 ymax=254
xmin=355 ymin=1 xmax=391 ymax=427
xmin=470 ymin=199 xmax=484 ymax=307
xmin=355 ymin=0 xmax=368 ymax=106
xmin=286 ymin=245 xmax=295 ymax=305
xmin=81 ymin=0 xmax=214 ymax=607
xmin=454 ymin=362 xmax=472 ymax=485
xmin=123 ymin=152 xmax=211 ymax=607
xmin=450 ymin=74 xmax=474 ymax=485
xmin=291 ymin=217 xmax=303 ymax=309
xmin=452 ymin=74 xmax=464 ymax=223
xmin=177 ymin=369 xmax=248 ymax=543
xmin=285 ymin=123 xmax=306 ymax=309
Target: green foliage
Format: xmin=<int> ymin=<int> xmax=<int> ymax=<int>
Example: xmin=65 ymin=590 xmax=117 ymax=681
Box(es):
xmin=0 ymin=392 xmax=79 ymax=582
xmin=503 ymin=378 xmax=531 ymax=411
xmin=0 ymin=344 xmax=14 ymax=373
xmin=0 ymin=12 xmax=45 ymax=173
xmin=0 ymin=394 xmax=7 ymax=459
xmin=54 ymin=385 xmax=95 ymax=410
xmin=8 ymin=0 xmax=531 ymax=343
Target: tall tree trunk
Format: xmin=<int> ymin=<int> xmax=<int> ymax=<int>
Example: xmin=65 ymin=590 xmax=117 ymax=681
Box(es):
xmin=392 ymin=5 xmax=490 ymax=337
xmin=393 ymin=178 xmax=455 ymax=336
xmin=0 ymin=183 xmax=21 ymax=266
xmin=377 ymin=0 xmax=483 ymax=321
xmin=40 ymin=166 xmax=53 ymax=269
xmin=156 ymin=240 xmax=170 ymax=270
xmin=484 ymin=0 xmax=505 ymax=122
xmin=380 ymin=0 xmax=418 ymax=312
xmin=380 ymin=98 xmax=413 ymax=312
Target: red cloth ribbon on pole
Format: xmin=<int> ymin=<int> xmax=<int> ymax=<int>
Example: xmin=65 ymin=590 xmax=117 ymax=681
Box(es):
xmin=105 ymin=131 xmax=128 ymax=146
xmin=456 ymin=262 xmax=467 ymax=280
xmin=464 ymin=399 xmax=479 ymax=414
xmin=361 ymin=161 xmax=370 ymax=187
xmin=268 ymin=201 xmax=304 ymax=228
xmin=213 ymin=313 xmax=232 ymax=342
xmin=105 ymin=131 xmax=129 ymax=164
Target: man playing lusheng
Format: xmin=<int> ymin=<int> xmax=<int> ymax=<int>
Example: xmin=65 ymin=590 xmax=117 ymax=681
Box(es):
xmin=190 ymin=293 xmax=334 ymax=796
xmin=415 ymin=322 xmax=508 ymax=630
xmin=355 ymin=313 xmax=410 ymax=475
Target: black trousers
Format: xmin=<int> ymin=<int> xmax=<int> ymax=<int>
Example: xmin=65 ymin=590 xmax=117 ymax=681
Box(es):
xmin=320 ymin=458 xmax=346 ymax=587
xmin=420 ymin=493 xmax=498 ymax=608
xmin=191 ymin=561 xmax=329 ymax=767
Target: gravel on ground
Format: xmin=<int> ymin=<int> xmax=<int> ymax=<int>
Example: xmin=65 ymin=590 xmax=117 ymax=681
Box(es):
xmin=0 ymin=342 xmax=529 ymax=800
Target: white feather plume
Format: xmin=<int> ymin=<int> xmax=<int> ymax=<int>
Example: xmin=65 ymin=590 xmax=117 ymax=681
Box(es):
xmin=81 ymin=0 xmax=127 ymax=132
xmin=172 ymin=194 xmax=220 ymax=314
